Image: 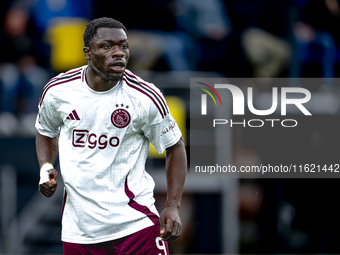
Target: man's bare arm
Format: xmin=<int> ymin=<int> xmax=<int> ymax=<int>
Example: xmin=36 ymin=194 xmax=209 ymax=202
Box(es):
xmin=36 ymin=132 xmax=59 ymax=197
xmin=160 ymin=136 xmax=187 ymax=241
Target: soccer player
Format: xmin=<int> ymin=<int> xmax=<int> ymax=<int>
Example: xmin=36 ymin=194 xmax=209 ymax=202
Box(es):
xmin=35 ymin=17 xmax=187 ymax=254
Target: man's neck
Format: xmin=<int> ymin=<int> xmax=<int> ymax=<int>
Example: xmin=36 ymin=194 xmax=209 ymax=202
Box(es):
xmin=85 ymin=65 xmax=119 ymax=92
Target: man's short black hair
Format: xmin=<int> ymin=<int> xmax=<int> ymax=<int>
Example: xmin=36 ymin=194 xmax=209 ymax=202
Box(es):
xmin=83 ymin=17 xmax=128 ymax=47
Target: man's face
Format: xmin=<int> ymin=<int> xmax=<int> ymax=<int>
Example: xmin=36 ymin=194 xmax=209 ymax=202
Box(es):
xmin=85 ymin=27 xmax=129 ymax=82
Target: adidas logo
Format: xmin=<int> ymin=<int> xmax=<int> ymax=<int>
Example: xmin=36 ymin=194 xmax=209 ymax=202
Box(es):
xmin=66 ymin=110 xmax=80 ymax=120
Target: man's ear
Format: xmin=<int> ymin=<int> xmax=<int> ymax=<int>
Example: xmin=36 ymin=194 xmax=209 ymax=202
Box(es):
xmin=83 ymin=47 xmax=91 ymax=60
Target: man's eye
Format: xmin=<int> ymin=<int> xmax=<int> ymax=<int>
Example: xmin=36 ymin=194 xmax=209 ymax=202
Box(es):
xmin=122 ymin=44 xmax=129 ymax=49
xmin=103 ymin=45 xmax=111 ymax=49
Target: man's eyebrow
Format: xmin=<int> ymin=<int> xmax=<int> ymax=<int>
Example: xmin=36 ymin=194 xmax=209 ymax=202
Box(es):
xmin=100 ymin=39 xmax=128 ymax=44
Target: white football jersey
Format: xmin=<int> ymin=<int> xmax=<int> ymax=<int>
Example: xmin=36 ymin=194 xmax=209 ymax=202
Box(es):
xmin=35 ymin=66 xmax=182 ymax=244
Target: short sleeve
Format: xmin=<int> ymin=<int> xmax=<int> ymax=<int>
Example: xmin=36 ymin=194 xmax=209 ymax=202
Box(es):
xmin=142 ymin=95 xmax=182 ymax=154
xmin=35 ymin=90 xmax=63 ymax=138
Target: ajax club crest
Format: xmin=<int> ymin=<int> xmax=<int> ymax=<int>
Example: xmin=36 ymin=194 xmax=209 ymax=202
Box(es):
xmin=111 ymin=108 xmax=131 ymax=128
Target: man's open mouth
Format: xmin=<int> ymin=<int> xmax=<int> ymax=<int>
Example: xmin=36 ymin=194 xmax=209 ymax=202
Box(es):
xmin=110 ymin=62 xmax=125 ymax=72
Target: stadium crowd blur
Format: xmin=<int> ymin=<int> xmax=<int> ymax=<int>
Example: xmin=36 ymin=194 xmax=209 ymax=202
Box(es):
xmin=1 ymin=0 xmax=340 ymax=254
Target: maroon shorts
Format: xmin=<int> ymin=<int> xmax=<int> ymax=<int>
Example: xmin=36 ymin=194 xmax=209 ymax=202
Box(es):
xmin=63 ymin=224 xmax=169 ymax=255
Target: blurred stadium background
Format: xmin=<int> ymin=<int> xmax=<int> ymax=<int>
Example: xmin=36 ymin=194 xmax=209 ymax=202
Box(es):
xmin=1 ymin=0 xmax=340 ymax=254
